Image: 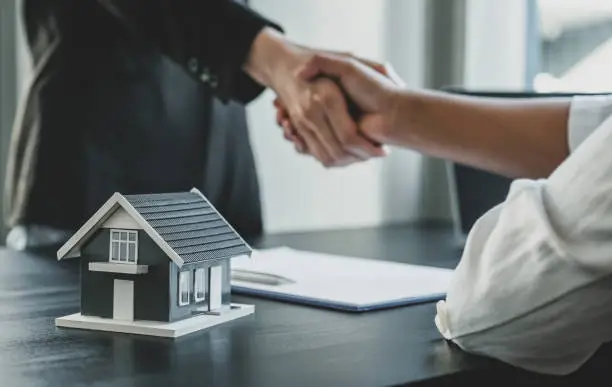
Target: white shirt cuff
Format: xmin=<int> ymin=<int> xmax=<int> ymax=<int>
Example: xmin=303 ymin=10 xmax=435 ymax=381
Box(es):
xmin=568 ymin=95 xmax=612 ymax=152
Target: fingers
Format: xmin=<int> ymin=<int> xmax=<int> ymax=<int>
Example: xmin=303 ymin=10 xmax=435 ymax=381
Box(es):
xmin=279 ymin=93 xmax=337 ymax=166
xmin=277 ymin=83 xmax=350 ymax=165
xmin=297 ymin=54 xmax=377 ymax=114
xmin=276 ymin=98 xmax=363 ymax=165
xmin=281 ymin=119 xmax=306 ymax=153
xmin=317 ymin=82 xmax=385 ymax=159
xmin=298 ymin=53 xmax=357 ymax=82
xmin=294 ymin=120 xmax=334 ymax=165
xmin=273 ymin=63 xmax=389 ymax=166
xmin=311 ymin=49 xmax=387 ymax=77
xmin=293 ymin=92 xmax=347 ymax=165
xmin=280 ymin=116 xmax=365 ymax=168
xmin=308 ymin=50 xmax=405 ymax=88
xmin=377 ymin=62 xmax=405 ymax=87
xmin=353 ymin=57 xmax=387 ymax=76
xmin=275 ymin=81 xmax=386 ymax=165
xmin=276 ymin=104 xmax=286 ymax=127
xmin=274 ymin=98 xmax=308 ymax=153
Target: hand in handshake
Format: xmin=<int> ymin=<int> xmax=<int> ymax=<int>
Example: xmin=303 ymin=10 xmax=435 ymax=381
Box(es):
xmin=273 ymin=53 xmax=405 ymax=167
xmin=244 ymin=28 xmax=404 ymax=168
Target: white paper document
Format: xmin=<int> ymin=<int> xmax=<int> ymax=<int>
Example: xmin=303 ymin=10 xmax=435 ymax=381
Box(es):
xmin=231 ymin=247 xmax=454 ymax=312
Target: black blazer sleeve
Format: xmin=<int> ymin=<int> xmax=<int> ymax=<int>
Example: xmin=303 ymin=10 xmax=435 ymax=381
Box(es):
xmin=96 ymin=0 xmax=283 ymax=104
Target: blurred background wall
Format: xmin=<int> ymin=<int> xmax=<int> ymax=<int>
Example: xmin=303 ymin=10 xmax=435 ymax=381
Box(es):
xmin=2 ymin=0 xmax=611 ymax=238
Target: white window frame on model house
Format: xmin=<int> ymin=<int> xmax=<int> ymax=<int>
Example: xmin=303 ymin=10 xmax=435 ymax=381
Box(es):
xmin=179 ymin=270 xmax=191 ymax=306
xmin=109 ymin=229 xmax=139 ymax=264
xmin=194 ymin=268 xmax=206 ymax=303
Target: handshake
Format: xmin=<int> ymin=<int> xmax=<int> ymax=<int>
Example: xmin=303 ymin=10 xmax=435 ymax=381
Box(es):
xmin=245 ymin=28 xmax=407 ymax=168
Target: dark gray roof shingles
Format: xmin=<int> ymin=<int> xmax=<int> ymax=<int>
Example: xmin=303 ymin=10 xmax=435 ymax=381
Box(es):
xmin=124 ymin=192 xmax=251 ymax=264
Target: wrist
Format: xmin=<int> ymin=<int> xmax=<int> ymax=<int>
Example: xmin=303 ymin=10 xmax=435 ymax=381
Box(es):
xmin=382 ymin=90 xmax=421 ymax=147
xmin=244 ymin=27 xmax=306 ymax=89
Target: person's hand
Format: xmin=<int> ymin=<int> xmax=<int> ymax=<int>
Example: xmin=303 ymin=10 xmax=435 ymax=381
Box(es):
xmin=274 ymin=55 xmax=403 ymax=157
xmin=244 ymin=28 xmax=386 ymax=167
xmin=281 ymin=53 xmax=405 ymax=154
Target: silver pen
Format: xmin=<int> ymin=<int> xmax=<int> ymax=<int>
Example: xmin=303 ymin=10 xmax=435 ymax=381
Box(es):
xmin=231 ymin=269 xmax=295 ymax=286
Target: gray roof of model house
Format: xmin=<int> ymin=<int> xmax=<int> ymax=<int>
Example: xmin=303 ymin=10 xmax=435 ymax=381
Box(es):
xmin=123 ymin=191 xmax=251 ymax=264
xmin=57 ymin=188 xmax=252 ymax=267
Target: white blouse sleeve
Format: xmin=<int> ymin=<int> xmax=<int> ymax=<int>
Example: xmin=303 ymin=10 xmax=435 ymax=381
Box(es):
xmin=568 ymin=95 xmax=612 ymax=152
xmin=435 ymin=97 xmax=612 ymax=375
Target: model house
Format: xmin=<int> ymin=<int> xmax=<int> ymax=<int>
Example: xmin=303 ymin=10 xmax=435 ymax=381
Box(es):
xmin=55 ymin=188 xmax=254 ymax=338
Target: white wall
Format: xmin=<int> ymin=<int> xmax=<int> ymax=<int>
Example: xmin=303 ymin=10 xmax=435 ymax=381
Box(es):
xmin=248 ymin=0 xmax=435 ymax=233
xmin=464 ymin=0 xmax=528 ymax=89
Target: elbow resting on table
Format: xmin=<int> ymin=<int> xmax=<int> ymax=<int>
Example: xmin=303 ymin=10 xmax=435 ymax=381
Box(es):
xmin=437 ymin=179 xmax=604 ymax=376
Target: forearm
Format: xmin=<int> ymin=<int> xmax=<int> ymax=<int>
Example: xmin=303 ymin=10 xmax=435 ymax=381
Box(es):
xmin=393 ymin=90 xmax=571 ymax=179
xmin=436 ymin=100 xmax=612 ymax=375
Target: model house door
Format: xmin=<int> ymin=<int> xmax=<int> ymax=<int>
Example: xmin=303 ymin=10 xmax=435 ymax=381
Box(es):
xmin=113 ymin=279 xmax=134 ymax=321
xmin=209 ymin=266 xmax=222 ymax=310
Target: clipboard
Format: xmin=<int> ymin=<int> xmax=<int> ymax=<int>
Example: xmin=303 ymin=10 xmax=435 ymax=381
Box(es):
xmin=230 ymin=247 xmax=454 ymax=312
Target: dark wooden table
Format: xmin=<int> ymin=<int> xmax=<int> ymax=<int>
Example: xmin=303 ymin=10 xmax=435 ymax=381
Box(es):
xmin=0 ymin=223 xmax=609 ymax=387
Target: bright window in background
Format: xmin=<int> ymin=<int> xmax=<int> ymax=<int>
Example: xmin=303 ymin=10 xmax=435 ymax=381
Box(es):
xmin=530 ymin=0 xmax=612 ymax=92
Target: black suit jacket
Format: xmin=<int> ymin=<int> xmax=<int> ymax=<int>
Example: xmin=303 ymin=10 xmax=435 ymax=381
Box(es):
xmin=5 ymin=0 xmax=282 ymax=240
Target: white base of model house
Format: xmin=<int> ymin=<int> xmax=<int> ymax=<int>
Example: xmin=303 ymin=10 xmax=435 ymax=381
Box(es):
xmin=55 ymin=303 xmax=255 ymax=338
